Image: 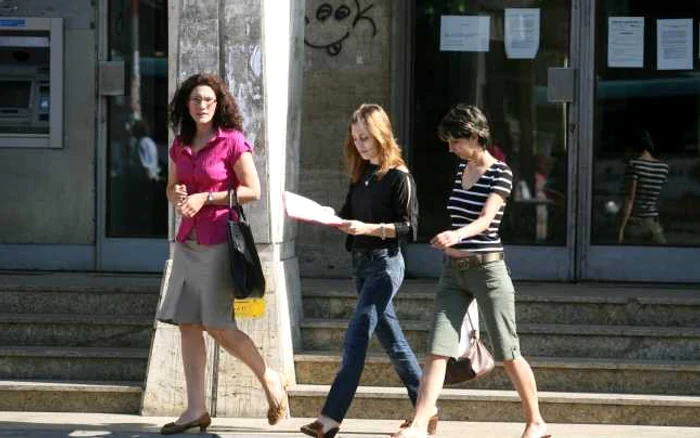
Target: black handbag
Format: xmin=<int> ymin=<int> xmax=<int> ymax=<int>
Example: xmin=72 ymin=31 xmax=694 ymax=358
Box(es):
xmin=226 ymin=189 xmax=265 ymax=299
xmin=444 ymin=310 xmax=495 ymax=385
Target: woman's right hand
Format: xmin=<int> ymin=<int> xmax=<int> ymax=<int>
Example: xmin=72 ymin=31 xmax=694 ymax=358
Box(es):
xmin=430 ymin=229 xmax=462 ymax=250
xmin=173 ymin=184 xmax=188 ymax=205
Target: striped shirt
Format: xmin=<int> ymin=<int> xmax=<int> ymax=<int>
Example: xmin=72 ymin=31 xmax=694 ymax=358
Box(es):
xmin=447 ymin=160 xmax=513 ymax=253
xmin=624 ymin=159 xmax=669 ymax=217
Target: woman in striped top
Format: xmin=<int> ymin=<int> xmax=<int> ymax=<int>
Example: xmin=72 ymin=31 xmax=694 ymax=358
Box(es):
xmin=618 ymin=129 xmax=669 ymax=244
xmin=393 ymin=105 xmax=549 ymax=438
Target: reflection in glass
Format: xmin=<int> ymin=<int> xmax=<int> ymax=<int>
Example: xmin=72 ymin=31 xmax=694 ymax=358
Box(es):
xmin=107 ymin=0 xmax=168 ymax=238
xmin=617 ymin=130 xmax=669 ymax=244
xmin=592 ymin=1 xmax=700 ymax=246
xmin=412 ymin=1 xmax=570 ymax=245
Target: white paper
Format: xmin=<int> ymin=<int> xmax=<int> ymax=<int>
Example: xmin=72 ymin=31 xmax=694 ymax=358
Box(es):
xmin=608 ymin=17 xmax=644 ymax=68
xmin=283 ymin=191 xmax=344 ymax=226
xmin=440 ymin=15 xmax=490 ymax=52
xmin=504 ymin=8 xmax=540 ymax=59
xmin=657 ymin=19 xmax=693 ymax=70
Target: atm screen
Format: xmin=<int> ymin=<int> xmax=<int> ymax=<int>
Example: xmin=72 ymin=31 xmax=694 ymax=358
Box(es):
xmin=0 ymin=80 xmax=32 ymax=109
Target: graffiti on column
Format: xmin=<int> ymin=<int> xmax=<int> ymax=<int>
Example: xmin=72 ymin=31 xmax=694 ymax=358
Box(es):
xmin=304 ymin=0 xmax=377 ymax=56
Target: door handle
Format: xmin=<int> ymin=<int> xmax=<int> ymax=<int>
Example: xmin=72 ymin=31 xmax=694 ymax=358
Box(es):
xmin=547 ymin=67 xmax=576 ymax=103
xmin=99 ymin=61 xmax=125 ymax=96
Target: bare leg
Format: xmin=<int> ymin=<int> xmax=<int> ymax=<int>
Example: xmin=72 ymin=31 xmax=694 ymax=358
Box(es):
xmin=177 ymin=324 xmax=208 ymax=423
xmin=503 ymin=357 xmax=549 ymax=438
xmin=206 ymin=327 xmax=286 ymax=406
xmin=392 ymin=355 xmax=447 ymax=438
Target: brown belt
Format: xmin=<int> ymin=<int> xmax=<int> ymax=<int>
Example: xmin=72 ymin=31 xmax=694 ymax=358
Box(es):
xmin=446 ymin=252 xmax=504 ymax=270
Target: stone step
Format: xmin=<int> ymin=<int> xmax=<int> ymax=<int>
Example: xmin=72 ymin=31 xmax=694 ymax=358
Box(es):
xmin=301 ymin=279 xmax=700 ymax=327
xmin=0 ymin=283 xmax=159 ymax=316
xmin=288 ymin=384 xmax=700 ymax=426
xmin=300 ymin=318 xmax=700 ymax=360
xmin=294 ymin=351 xmax=700 ymax=396
xmin=0 ymin=346 xmax=149 ymax=381
xmin=0 ymin=314 xmax=153 ymax=348
xmin=0 ymin=380 xmax=142 ymax=413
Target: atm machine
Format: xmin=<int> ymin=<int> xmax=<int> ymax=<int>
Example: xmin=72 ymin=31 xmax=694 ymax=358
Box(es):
xmin=0 ymin=17 xmax=62 ymax=148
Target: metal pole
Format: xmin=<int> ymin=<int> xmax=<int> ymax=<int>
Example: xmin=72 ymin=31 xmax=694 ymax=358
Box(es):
xmin=131 ymin=0 xmax=141 ymax=119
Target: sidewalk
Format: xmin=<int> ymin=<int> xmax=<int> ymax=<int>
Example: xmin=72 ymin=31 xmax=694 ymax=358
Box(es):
xmin=0 ymin=413 xmax=697 ymax=438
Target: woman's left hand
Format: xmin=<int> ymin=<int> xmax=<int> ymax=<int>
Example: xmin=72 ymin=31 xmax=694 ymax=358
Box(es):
xmin=430 ymin=230 xmax=462 ymax=250
xmin=338 ymin=220 xmax=369 ymax=235
xmin=178 ymin=193 xmax=206 ymax=218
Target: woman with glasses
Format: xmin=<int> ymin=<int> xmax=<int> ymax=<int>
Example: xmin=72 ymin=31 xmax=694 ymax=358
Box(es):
xmin=157 ymin=73 xmax=287 ymax=434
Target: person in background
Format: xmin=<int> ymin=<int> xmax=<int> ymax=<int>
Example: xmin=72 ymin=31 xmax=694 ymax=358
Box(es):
xmin=392 ymin=104 xmax=549 ymax=438
xmin=300 ymin=104 xmax=432 ymax=438
xmin=130 ymin=118 xmax=162 ymax=182
xmin=618 ymin=129 xmax=669 ymax=244
xmin=156 ymin=73 xmax=287 ymax=435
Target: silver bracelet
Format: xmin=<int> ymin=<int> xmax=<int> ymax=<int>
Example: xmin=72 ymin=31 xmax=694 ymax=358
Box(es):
xmin=380 ymin=223 xmax=386 ymax=240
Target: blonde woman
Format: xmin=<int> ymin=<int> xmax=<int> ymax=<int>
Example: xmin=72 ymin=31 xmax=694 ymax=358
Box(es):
xmin=300 ymin=104 xmax=428 ymax=438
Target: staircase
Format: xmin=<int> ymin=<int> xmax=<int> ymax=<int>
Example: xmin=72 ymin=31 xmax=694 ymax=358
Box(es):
xmin=0 ymin=273 xmax=160 ymax=413
xmin=290 ymin=279 xmax=700 ymax=426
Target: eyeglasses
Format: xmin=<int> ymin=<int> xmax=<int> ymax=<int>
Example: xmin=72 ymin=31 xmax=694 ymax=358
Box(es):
xmin=189 ymin=96 xmax=217 ymax=105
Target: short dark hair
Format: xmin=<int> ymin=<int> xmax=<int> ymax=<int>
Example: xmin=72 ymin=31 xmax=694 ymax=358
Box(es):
xmin=437 ymin=104 xmax=491 ymax=148
xmin=629 ymin=129 xmax=654 ymax=153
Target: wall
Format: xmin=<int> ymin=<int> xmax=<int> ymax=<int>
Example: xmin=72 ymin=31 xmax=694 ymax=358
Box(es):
xmin=0 ymin=0 xmax=95 ymax=244
xmin=298 ymin=0 xmax=392 ymax=277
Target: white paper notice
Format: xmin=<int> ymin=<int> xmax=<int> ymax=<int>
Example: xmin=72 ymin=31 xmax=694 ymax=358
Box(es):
xmin=657 ymin=19 xmax=693 ymax=70
xmin=440 ymin=15 xmax=490 ymax=52
xmin=283 ymin=191 xmax=344 ymax=226
xmin=608 ymin=17 xmax=644 ymax=68
xmin=505 ymin=8 xmax=540 ymax=59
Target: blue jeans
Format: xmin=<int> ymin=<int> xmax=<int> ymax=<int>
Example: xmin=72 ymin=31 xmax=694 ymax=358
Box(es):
xmin=321 ymin=248 xmax=422 ymax=422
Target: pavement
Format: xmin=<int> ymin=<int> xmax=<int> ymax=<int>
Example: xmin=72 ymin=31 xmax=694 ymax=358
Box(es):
xmin=0 ymin=413 xmax=698 ymax=438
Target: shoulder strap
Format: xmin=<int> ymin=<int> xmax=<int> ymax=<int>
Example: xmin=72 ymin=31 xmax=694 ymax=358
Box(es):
xmin=229 ymin=189 xmax=247 ymax=223
xmin=466 ymin=308 xmax=480 ymax=341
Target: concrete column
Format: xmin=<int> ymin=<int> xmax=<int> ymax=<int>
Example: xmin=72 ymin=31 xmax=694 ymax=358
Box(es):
xmin=142 ymin=0 xmax=305 ymax=418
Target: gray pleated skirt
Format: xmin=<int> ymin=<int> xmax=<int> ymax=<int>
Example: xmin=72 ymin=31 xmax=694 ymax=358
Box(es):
xmin=156 ymin=240 xmax=237 ymax=329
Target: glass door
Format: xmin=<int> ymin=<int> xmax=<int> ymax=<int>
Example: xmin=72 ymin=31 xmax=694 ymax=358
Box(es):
xmin=407 ymin=0 xmax=575 ymax=280
xmin=97 ymin=0 xmax=168 ymax=271
xmin=582 ymin=0 xmax=700 ymax=281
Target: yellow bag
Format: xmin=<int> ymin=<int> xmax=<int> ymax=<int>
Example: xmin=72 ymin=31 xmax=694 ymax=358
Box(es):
xmin=234 ymin=298 xmax=266 ymax=318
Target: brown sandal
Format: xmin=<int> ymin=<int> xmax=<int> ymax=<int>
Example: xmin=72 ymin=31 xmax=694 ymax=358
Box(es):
xmin=160 ymin=412 xmax=211 ymax=435
xmin=300 ymin=420 xmax=339 ymax=438
xmin=267 ymin=393 xmax=288 ymax=425
xmin=266 ymin=373 xmax=289 ymax=425
xmin=398 ymin=414 xmax=439 ymax=435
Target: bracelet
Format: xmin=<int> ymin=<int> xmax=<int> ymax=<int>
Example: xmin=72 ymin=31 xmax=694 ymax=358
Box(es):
xmin=380 ymin=223 xmax=386 ymax=240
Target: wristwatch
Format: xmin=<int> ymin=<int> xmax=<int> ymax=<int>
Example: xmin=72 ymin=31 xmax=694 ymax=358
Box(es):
xmin=206 ymin=192 xmax=215 ymax=205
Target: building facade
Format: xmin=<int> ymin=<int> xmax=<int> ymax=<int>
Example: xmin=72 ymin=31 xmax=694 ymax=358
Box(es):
xmin=1 ymin=0 xmax=699 ymax=282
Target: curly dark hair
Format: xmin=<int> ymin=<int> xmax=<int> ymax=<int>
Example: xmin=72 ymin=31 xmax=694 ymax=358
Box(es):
xmin=168 ymin=73 xmax=244 ymax=145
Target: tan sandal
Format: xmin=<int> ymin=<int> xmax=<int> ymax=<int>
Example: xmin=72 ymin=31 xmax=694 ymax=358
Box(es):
xmin=398 ymin=414 xmax=438 ymax=435
xmin=391 ymin=426 xmax=428 ymax=438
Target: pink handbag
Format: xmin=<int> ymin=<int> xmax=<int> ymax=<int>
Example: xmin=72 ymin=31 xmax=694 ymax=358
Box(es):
xmin=444 ymin=311 xmax=495 ymax=385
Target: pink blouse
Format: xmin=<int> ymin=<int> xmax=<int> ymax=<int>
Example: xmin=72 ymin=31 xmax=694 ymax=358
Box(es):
xmin=170 ymin=128 xmax=252 ymax=245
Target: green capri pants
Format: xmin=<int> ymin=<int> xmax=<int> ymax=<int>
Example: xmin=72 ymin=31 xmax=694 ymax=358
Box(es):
xmin=428 ymin=257 xmax=521 ymax=361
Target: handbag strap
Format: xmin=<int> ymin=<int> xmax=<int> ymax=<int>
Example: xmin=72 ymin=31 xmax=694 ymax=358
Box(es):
xmin=466 ymin=305 xmax=480 ymax=341
xmin=229 ymin=188 xmax=247 ymax=224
